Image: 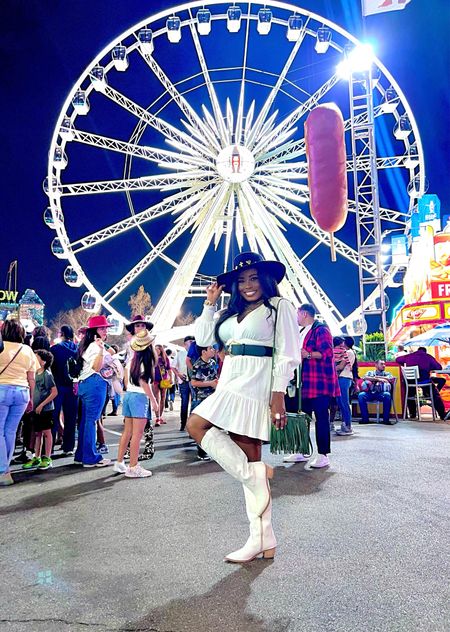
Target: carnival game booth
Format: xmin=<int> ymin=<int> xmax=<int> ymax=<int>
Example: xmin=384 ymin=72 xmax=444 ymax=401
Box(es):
xmin=352 ymin=362 xmax=402 ymax=422
xmin=387 ymin=226 xmax=450 ymax=412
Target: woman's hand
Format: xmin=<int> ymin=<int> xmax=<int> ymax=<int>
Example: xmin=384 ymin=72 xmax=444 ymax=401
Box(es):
xmin=270 ymin=392 xmax=287 ymax=430
xmin=206 ymin=282 xmax=224 ymax=305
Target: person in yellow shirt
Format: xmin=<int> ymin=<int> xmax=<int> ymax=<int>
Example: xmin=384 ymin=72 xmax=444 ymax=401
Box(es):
xmin=0 ymin=320 xmax=37 ymax=486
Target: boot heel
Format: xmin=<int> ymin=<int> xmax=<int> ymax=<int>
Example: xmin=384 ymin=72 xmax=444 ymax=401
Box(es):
xmin=262 ymin=548 xmax=276 ymax=559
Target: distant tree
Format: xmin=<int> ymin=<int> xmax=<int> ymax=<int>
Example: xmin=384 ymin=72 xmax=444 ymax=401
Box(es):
xmin=173 ymin=311 xmax=195 ymax=327
xmin=49 ymin=306 xmax=93 ymax=340
xmin=128 ymin=285 xmax=153 ymax=317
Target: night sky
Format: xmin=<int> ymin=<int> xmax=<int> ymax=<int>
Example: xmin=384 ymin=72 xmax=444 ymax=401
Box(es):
xmin=1 ymin=0 xmax=449 ymax=326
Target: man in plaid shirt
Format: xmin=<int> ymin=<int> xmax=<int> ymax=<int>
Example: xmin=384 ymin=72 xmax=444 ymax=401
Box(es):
xmin=284 ymin=303 xmax=340 ymax=469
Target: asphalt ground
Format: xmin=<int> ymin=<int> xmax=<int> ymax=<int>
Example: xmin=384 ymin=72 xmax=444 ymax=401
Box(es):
xmin=1 ymin=401 xmax=449 ymax=632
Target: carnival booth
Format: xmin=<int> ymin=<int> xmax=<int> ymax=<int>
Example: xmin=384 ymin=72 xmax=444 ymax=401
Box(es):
xmin=387 ymin=196 xmax=450 ymax=412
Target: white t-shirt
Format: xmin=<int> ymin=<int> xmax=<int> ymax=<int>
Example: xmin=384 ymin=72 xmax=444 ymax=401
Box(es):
xmin=125 ymin=357 xmax=149 ymax=394
xmin=172 ymin=348 xmax=188 ymax=376
xmin=79 ymin=342 xmax=109 ymax=381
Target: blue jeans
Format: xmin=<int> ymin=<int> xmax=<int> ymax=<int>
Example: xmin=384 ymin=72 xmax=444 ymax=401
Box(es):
xmin=337 ymin=376 xmax=352 ymax=427
xmin=0 ymin=384 xmax=29 ymax=474
xmin=75 ymin=374 xmax=107 ymax=465
xmin=302 ymin=395 xmax=331 ymax=455
xmin=53 ymin=384 xmax=79 ymax=452
xmin=179 ymin=380 xmax=191 ymax=428
xmin=358 ymin=391 xmax=392 ymax=423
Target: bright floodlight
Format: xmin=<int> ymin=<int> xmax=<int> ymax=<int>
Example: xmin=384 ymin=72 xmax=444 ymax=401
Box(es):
xmin=380 ymin=87 xmax=400 ymax=113
xmin=227 ymin=5 xmax=242 ymax=32
xmin=167 ymin=16 xmax=181 ymax=43
xmin=257 ymin=8 xmax=272 ymax=35
xmin=197 ymin=8 xmax=211 ymax=35
xmin=336 ymin=43 xmax=375 ymax=78
xmin=315 ymin=27 xmax=331 ymax=53
xmin=287 ymin=15 xmax=303 ymax=42
xmin=112 ymin=45 xmax=128 ymax=71
xmin=394 ymin=114 xmax=412 ymax=140
xmin=138 ymin=28 xmax=154 ymax=54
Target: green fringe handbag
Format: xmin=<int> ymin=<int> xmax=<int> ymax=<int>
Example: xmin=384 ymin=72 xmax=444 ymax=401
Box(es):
xmin=269 ymin=302 xmax=312 ymax=455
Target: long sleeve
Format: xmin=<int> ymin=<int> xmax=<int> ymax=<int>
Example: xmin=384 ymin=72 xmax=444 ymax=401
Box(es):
xmin=272 ymin=299 xmax=302 ymax=392
xmin=194 ymin=305 xmax=217 ymax=346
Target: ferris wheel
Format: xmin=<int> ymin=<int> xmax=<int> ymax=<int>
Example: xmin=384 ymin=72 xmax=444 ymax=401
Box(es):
xmin=45 ymin=0 xmax=424 ymax=333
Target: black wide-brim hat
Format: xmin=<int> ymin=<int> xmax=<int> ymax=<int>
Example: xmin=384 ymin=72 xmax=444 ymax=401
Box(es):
xmin=125 ymin=315 xmax=154 ymax=333
xmin=217 ymin=252 xmax=286 ymax=294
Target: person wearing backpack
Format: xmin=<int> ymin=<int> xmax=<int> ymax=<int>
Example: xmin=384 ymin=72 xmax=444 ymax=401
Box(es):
xmin=74 ymin=315 xmax=113 ymax=468
xmin=50 ymin=325 xmax=78 ymax=456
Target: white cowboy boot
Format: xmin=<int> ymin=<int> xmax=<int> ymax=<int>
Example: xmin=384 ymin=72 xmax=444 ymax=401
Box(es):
xmin=225 ymin=486 xmax=277 ymax=563
xmin=201 ymin=427 xmax=273 ymax=516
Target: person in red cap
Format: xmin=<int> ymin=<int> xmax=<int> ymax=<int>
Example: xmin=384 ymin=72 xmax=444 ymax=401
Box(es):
xmin=73 ymin=315 xmax=113 ymax=467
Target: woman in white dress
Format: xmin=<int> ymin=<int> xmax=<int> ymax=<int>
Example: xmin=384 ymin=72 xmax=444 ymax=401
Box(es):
xmin=186 ymin=252 xmax=301 ymax=563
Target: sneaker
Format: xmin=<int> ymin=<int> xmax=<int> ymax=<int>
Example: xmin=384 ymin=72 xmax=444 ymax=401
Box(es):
xmin=98 ymin=444 xmax=109 ymax=454
xmin=38 ymin=457 xmax=52 ymax=470
xmin=124 ymin=464 xmax=152 ymax=478
xmin=283 ymin=453 xmax=309 ymax=463
xmin=23 ymin=457 xmax=42 ymax=470
xmin=160 ymin=419 xmax=167 ymax=424
xmin=330 ymin=423 xmax=336 ymax=433
xmin=62 ymin=451 xmax=74 ymax=457
xmin=154 ymin=420 xmax=161 ymax=427
xmin=83 ymin=459 xmax=112 ymax=468
xmin=11 ymin=451 xmax=30 ymax=465
xmin=335 ymin=427 xmax=354 ymax=436
xmin=169 ymin=401 xmax=173 ymax=411
xmin=310 ymin=454 xmax=330 ymax=469
xmin=113 ymin=461 xmax=127 ymax=474
xmin=0 ymin=472 xmax=14 ymax=486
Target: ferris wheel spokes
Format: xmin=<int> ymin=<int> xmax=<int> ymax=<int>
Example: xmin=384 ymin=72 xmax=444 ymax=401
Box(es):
xmin=69 ymin=183 xmax=212 ymax=254
xmin=70 ymin=128 xmax=212 ymax=168
xmin=150 ymin=183 xmax=232 ymax=329
xmin=102 ymin=84 xmax=216 ymax=160
xmin=246 ymin=21 xmax=308 ymax=149
xmin=103 ymin=183 xmax=224 ymax=305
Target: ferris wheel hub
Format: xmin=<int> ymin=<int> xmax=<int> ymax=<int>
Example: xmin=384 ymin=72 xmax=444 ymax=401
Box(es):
xmin=216 ymin=144 xmax=255 ymax=183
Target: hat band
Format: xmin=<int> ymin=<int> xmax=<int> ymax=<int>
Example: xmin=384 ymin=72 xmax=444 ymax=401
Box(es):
xmin=235 ymin=258 xmax=259 ymax=270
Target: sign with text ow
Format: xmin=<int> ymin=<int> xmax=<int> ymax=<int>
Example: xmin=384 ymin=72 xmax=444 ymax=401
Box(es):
xmin=0 ymin=289 xmax=18 ymax=302
xmin=431 ymin=282 xmax=450 ymax=299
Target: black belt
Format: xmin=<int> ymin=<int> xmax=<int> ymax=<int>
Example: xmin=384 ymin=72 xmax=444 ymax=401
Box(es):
xmin=227 ymin=344 xmax=273 ymax=357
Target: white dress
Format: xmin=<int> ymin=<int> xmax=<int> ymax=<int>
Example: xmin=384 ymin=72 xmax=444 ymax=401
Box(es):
xmin=193 ymin=297 xmax=302 ymax=440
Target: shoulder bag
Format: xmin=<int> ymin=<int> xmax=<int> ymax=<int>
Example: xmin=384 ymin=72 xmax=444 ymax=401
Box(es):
xmin=0 ymin=345 xmax=22 ymax=377
xmin=269 ymin=301 xmax=312 ymax=455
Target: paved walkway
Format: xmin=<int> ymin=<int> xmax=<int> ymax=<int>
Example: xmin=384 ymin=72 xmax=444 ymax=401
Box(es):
xmin=1 ymin=403 xmax=449 ymax=632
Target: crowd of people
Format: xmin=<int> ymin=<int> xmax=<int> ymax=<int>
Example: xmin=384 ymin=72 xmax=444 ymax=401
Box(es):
xmin=0 ymin=251 xmax=448 ymax=562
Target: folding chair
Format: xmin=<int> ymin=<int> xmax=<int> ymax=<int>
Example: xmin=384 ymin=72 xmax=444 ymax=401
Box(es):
xmin=401 ymin=365 xmax=437 ymax=421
